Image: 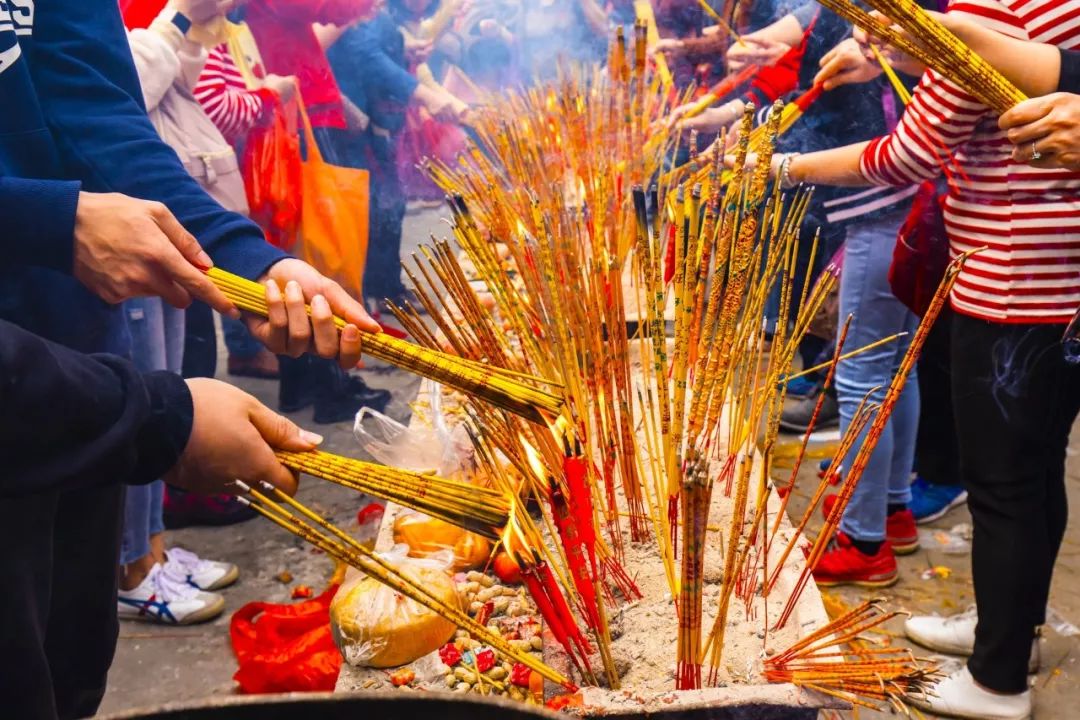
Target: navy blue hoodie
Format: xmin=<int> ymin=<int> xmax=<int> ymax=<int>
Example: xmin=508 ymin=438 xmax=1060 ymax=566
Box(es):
xmin=0 ymin=0 xmax=284 ymax=354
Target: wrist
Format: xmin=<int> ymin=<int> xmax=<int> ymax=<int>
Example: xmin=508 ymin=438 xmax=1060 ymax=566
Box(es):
xmin=779 ymin=152 xmax=802 ymax=188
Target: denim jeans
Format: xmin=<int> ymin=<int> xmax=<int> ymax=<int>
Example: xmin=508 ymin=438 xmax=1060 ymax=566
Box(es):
xmin=222 ymin=315 xmax=263 ymax=359
xmin=835 ymin=209 xmax=920 ymax=543
xmin=121 ymin=298 xmax=183 ymax=564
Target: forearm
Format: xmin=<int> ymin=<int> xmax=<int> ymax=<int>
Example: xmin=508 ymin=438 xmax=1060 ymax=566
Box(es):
xmin=787 ymin=143 xmax=874 ymax=187
xmin=0 ymin=177 xmax=81 ymax=272
xmin=752 ymin=13 xmax=804 ymax=47
xmin=942 ymin=14 xmax=1060 ymax=96
xmin=34 ymin=0 xmax=284 ymax=282
xmin=0 ymin=319 xmax=193 ymax=497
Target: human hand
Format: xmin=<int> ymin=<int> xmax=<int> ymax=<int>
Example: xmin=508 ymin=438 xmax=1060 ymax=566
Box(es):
xmin=73 ymin=192 xmax=237 ymax=316
xmin=263 ymin=74 xmax=297 ymax=103
xmin=652 ymin=37 xmax=686 ymax=60
xmin=248 ymin=258 xmax=379 ymax=369
xmin=999 ymin=93 xmax=1080 ymax=170
xmin=727 ymin=36 xmax=790 ymax=73
xmin=677 ymin=99 xmax=745 ymax=135
xmin=172 ymin=0 xmax=232 ymax=24
xmin=165 ymin=378 xmax=322 ymax=496
xmin=405 ymin=36 xmax=435 ymax=63
xmin=816 ymin=38 xmax=881 ymax=91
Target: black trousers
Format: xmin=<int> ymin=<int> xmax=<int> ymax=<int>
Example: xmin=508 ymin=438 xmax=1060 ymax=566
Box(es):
xmin=952 ymin=313 xmax=1079 ymax=692
xmin=181 ymin=300 xmax=217 ymax=380
xmin=364 ymin=133 xmax=407 ymax=301
xmin=915 ymin=308 xmax=961 ymax=486
xmin=0 ymin=484 xmax=124 ymax=719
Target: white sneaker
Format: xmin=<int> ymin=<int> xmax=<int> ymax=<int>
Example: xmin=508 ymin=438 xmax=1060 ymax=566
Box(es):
xmin=907 ymin=666 xmax=1031 ymax=720
xmin=117 ymin=563 xmax=225 ymax=625
xmin=905 ymin=606 xmax=1040 ymax=674
xmin=165 ymin=547 xmax=239 ymax=591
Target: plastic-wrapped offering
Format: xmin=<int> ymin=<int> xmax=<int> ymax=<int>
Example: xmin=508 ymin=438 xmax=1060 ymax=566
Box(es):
xmin=329 ymin=545 xmax=461 ymax=668
xmin=393 ymin=509 xmax=493 ymax=572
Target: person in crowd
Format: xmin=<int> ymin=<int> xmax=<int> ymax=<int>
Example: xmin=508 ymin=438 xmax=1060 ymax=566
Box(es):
xmin=0 ymin=0 xmax=377 ymax=716
xmin=517 ymin=0 xmax=610 ymax=80
xmin=750 ymin=1 xmax=1080 ymax=716
xmin=194 ymin=34 xmax=296 ymax=383
xmin=326 ymin=6 xmax=469 ymax=310
xmin=119 ymin=0 xmax=257 ymax=620
xmin=241 ymin=0 xmax=393 ymax=423
xmin=668 ymin=3 xmax=926 ymax=580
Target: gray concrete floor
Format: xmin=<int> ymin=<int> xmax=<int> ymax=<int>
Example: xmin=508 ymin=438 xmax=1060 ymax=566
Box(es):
xmin=98 ymin=207 xmax=1080 ymax=717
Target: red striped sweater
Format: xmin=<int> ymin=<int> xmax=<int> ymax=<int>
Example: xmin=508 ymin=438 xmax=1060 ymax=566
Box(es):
xmin=859 ymin=0 xmax=1080 ymax=324
xmin=194 ymin=45 xmax=276 ymax=145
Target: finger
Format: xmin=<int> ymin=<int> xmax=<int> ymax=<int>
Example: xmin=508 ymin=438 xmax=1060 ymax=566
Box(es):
xmin=1005 ymin=117 xmax=1054 ymax=147
xmin=155 ymin=246 xmax=239 ymax=318
xmin=999 ymin=97 xmax=1054 ymax=131
xmin=338 ymin=323 xmax=363 ymax=370
xmin=264 ymin=279 xmax=289 ymax=353
xmin=249 ymin=399 xmax=323 ymax=451
xmin=152 ymin=202 xmax=213 ymax=270
xmin=323 ymin=279 xmax=380 ymax=332
xmin=153 ymin=274 xmax=194 ymax=310
xmin=309 ymin=294 xmax=339 ymax=359
xmin=283 ymin=280 xmax=311 ymax=357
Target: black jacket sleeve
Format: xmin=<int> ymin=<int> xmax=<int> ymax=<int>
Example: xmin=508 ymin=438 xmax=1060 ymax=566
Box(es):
xmin=0 ymin=319 xmax=194 ymax=497
xmin=1059 ymin=49 xmax=1080 ymax=94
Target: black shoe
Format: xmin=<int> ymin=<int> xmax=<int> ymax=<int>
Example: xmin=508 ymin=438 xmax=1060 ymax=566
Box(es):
xmin=779 ymin=385 xmax=839 ymax=434
xmin=344 ymin=375 xmax=392 ymax=408
xmin=312 ymin=376 xmax=392 ymax=424
xmin=279 ymin=355 xmax=318 ymax=413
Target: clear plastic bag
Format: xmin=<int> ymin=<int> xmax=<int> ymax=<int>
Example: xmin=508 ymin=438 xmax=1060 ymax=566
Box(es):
xmin=328 ymin=545 xmax=461 ymax=668
xmin=354 ymin=383 xmax=475 ymax=477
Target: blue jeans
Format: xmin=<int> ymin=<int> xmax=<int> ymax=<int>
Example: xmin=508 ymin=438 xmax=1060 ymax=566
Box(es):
xmin=836 ymin=209 xmax=920 ymax=543
xmin=121 ymin=298 xmax=184 ymax=565
xmin=222 ymin=315 xmax=263 ymax=359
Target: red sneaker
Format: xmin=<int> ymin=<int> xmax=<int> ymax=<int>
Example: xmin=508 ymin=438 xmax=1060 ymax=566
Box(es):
xmin=812 ymin=531 xmax=898 ymax=588
xmin=886 ymin=509 xmax=919 ymax=555
xmin=821 ymin=495 xmax=920 ymax=555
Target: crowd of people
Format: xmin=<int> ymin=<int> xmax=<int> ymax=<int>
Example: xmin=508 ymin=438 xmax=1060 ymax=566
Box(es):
xmin=2 ymin=0 xmax=1080 ymax=719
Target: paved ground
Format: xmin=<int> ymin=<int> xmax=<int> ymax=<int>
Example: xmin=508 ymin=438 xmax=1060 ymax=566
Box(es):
xmin=98 ymin=206 xmax=1080 ymax=718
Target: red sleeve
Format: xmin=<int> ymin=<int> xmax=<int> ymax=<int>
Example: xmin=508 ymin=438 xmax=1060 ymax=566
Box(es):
xmin=194 ymin=46 xmax=272 ymax=144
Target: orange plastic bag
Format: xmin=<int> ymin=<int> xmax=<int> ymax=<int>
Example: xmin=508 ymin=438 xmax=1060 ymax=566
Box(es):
xmin=230 ymin=584 xmax=342 ymax=694
xmin=242 ymin=100 xmax=302 ymax=250
xmin=296 ymin=101 xmax=369 ymax=301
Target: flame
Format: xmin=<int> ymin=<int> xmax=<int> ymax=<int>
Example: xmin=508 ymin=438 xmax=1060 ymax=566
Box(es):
xmin=521 ymin=436 xmax=548 ymax=485
xmin=501 ymin=498 xmax=533 ymax=566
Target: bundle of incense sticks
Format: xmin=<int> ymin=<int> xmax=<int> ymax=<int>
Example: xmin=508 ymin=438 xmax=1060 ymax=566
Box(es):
xmin=275 ymin=449 xmax=510 ymax=539
xmin=204 ymin=267 xmax=563 ymax=423
xmin=404 ymin=58 xmax=954 ymax=698
xmin=817 ymin=0 xmax=1024 ymax=113
xmin=764 ymin=600 xmax=938 ymax=711
xmin=233 ymin=480 xmax=574 ymax=690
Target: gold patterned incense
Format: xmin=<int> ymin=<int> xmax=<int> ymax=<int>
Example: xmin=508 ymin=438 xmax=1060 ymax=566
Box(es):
xmin=275 ymin=449 xmax=510 ymax=538
xmin=205 ymin=267 xmax=563 ymax=423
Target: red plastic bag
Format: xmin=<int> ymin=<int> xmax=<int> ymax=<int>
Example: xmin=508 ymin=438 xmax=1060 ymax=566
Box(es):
xmin=230 ymin=584 xmax=341 ymax=694
xmin=242 ymin=100 xmax=302 ymax=250
xmin=889 ymin=180 xmax=950 ymax=317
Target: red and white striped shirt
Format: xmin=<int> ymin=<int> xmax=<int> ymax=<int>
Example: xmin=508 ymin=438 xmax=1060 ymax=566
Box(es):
xmin=860 ymin=0 xmax=1080 ymax=324
xmin=194 ymin=45 xmax=275 ymax=145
